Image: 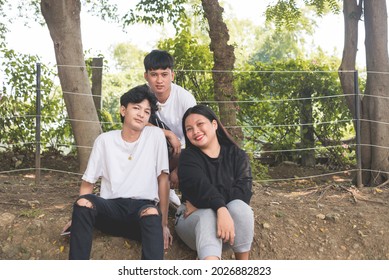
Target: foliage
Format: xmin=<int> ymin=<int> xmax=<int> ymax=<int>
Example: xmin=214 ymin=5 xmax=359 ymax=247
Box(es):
xmin=0 ymin=48 xmax=72 ymax=154
xmin=157 ymin=18 xmax=214 ymax=103
xmin=83 ymin=0 xmax=120 ymax=23
xmin=100 ymin=71 xmax=144 ymax=130
xmin=235 ymin=56 xmax=354 ymax=166
xmin=18 ymin=208 xmax=43 ymax=218
xmin=111 ymin=42 xmax=146 ymax=73
xmin=97 ymin=43 xmax=147 ymax=129
xmin=251 ymin=7 xmax=319 ymax=63
xmin=122 ymin=0 xmax=192 ymax=27
xmin=247 ymin=151 xmax=270 ymax=181
xmin=225 ymin=18 xmax=263 ymax=68
xmin=265 ymin=0 xmax=341 ymax=29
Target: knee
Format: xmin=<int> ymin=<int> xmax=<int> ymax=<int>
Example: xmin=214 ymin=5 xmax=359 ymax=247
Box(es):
xmin=139 ymin=206 xmax=160 ymax=218
xmin=139 ymin=206 xmax=162 ymax=229
xmin=75 ymin=195 xmax=94 ymax=209
xmin=227 ymin=200 xmax=253 ymax=220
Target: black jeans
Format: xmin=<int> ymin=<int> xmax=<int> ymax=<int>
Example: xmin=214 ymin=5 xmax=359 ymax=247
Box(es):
xmin=69 ymin=194 xmax=163 ymax=260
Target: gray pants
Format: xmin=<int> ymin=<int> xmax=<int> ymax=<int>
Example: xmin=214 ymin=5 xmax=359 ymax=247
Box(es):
xmin=175 ymin=199 xmax=254 ymax=260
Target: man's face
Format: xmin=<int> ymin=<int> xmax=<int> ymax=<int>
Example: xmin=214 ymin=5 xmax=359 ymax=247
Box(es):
xmin=120 ymin=99 xmax=151 ymax=131
xmin=144 ymin=68 xmax=175 ymax=98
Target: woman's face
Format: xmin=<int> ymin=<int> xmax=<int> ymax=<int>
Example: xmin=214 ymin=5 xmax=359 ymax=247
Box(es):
xmin=184 ymin=113 xmax=218 ymax=149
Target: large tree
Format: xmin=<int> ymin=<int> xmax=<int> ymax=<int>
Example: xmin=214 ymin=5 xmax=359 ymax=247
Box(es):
xmin=339 ymin=0 xmax=389 ymax=186
xmin=41 ymin=0 xmax=102 ymax=172
xmin=269 ymin=0 xmax=389 ymax=186
xmin=200 ymin=0 xmax=243 ymax=142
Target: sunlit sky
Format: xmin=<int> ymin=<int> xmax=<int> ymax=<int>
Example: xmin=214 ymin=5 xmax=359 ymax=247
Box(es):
xmin=5 ymin=0 xmax=366 ymax=67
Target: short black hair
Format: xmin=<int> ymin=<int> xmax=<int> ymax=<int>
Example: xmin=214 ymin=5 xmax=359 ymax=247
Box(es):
xmin=144 ymin=49 xmax=174 ymax=72
xmin=120 ymin=84 xmax=158 ymax=123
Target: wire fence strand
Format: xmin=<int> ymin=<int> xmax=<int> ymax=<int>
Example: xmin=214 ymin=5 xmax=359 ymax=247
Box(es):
xmin=3 ymin=64 xmax=389 ymax=186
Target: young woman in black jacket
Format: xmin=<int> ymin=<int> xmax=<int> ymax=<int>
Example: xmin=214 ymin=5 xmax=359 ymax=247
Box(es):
xmin=175 ymin=104 xmax=254 ymax=260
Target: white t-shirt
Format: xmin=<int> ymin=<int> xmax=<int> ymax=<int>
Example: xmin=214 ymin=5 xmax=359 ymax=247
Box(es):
xmin=155 ymin=83 xmax=196 ymax=147
xmin=82 ymin=127 xmax=169 ymax=201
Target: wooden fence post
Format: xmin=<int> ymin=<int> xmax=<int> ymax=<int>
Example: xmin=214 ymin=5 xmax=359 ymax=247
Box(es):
xmin=91 ymin=57 xmax=103 ymax=112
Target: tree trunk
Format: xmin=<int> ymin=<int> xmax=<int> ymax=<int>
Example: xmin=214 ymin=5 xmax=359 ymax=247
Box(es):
xmin=200 ymin=0 xmax=243 ymax=143
xmin=340 ymin=0 xmax=389 ymax=186
xmin=41 ymin=0 xmax=102 ymax=173
xmin=338 ymin=0 xmax=370 ymax=184
xmin=338 ymin=0 xmax=361 ymax=117
xmin=363 ymin=0 xmax=389 ymax=185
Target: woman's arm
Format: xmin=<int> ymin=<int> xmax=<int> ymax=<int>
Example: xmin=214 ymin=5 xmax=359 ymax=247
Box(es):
xmin=231 ymin=148 xmax=253 ymax=204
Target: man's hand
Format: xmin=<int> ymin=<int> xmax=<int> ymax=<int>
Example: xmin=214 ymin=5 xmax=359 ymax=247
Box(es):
xmin=163 ymin=225 xmax=173 ymax=249
xmin=62 ymin=220 xmax=72 ymax=233
xmin=166 ymin=130 xmax=181 ymax=155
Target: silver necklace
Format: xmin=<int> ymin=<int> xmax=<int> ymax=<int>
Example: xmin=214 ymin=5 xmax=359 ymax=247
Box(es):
xmin=122 ymin=136 xmax=140 ymax=160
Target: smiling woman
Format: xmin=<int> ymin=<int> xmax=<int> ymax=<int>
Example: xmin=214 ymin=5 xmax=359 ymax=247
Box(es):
xmin=175 ymin=104 xmax=254 ymax=260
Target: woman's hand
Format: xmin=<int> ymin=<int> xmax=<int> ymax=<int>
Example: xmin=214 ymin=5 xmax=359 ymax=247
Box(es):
xmin=169 ymin=168 xmax=179 ymax=189
xmin=163 ymin=225 xmax=173 ymax=249
xmin=216 ymin=207 xmax=235 ymax=245
xmin=184 ymin=201 xmax=198 ymax=218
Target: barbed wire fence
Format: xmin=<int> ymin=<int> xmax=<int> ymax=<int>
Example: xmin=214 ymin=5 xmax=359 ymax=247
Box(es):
xmin=1 ymin=62 xmax=382 ymax=188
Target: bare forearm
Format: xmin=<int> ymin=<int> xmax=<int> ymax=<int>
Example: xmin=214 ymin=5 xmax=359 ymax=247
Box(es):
xmin=158 ymin=172 xmax=170 ymax=226
xmin=79 ymin=180 xmax=94 ymax=196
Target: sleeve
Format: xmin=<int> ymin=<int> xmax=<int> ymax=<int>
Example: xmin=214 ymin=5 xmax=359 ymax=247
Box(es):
xmin=82 ymin=135 xmax=104 ymax=184
xmin=231 ymin=148 xmax=253 ymax=204
xmin=153 ymin=128 xmax=170 ymax=176
xmin=178 ymin=149 xmax=226 ymax=211
xmin=184 ymin=90 xmax=197 ymax=108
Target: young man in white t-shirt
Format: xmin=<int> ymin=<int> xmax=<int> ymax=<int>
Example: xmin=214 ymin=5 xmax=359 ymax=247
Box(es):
xmin=66 ymin=85 xmax=172 ymax=260
xmin=144 ymin=50 xmax=197 ymax=206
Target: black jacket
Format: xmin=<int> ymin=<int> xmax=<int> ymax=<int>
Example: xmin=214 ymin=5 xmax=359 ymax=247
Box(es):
xmin=178 ymin=144 xmax=252 ymax=211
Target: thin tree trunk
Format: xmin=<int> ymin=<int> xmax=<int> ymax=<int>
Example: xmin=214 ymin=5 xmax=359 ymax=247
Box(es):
xmin=41 ymin=0 xmax=102 ymax=172
xmin=201 ymin=0 xmax=243 ymax=143
xmin=338 ymin=0 xmax=372 ymax=185
xmin=363 ymin=0 xmax=389 ymax=185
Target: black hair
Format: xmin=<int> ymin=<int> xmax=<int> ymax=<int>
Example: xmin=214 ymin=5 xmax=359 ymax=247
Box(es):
xmin=120 ymin=84 xmax=158 ymax=123
xmin=182 ymin=104 xmax=238 ymax=149
xmin=144 ymin=49 xmax=174 ymax=72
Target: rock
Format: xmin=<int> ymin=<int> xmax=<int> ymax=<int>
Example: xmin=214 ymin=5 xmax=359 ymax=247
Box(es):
xmin=0 ymin=213 xmax=16 ymax=227
xmin=26 ymin=220 xmax=44 ymax=235
xmin=19 ymin=199 xmax=28 ymax=205
xmin=316 ymin=214 xmax=326 ymax=220
xmin=28 ymin=200 xmax=40 ymax=207
xmin=325 ymin=213 xmax=340 ymax=222
xmin=262 ymin=222 xmax=271 ymax=229
xmin=357 ymin=230 xmax=367 ymax=237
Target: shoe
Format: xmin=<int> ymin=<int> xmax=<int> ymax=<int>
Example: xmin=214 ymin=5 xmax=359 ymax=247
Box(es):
xmin=169 ymin=189 xmax=181 ymax=206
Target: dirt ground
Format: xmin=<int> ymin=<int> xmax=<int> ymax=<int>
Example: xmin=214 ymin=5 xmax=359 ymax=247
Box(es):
xmin=1 ymin=153 xmax=389 ymax=260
